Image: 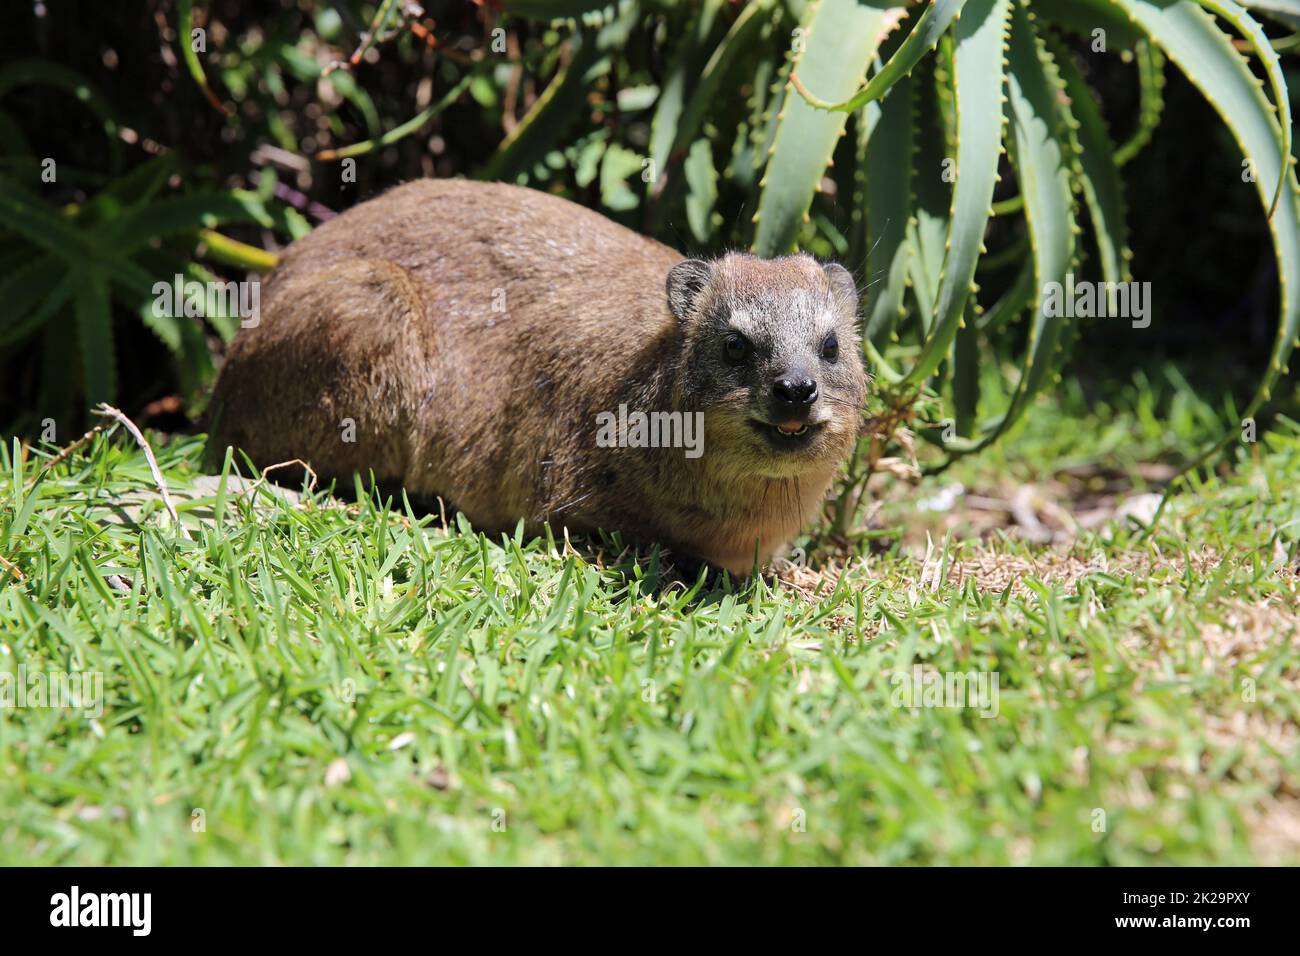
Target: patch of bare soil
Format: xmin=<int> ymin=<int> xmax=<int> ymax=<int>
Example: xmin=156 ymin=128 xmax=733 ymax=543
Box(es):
xmin=873 ymin=462 xmax=1181 ymax=550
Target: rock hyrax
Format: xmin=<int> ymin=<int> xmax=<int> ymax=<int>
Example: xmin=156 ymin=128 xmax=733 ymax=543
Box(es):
xmin=207 ymin=179 xmax=868 ymax=575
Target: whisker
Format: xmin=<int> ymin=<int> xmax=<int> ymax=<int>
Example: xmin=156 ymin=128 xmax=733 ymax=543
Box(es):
xmin=818 ymin=395 xmax=863 ymax=411
xmin=550 ymin=490 xmax=596 ymax=515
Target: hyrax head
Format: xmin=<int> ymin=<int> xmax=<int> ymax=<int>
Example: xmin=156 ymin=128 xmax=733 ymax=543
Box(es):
xmin=666 ymin=252 xmax=868 ymax=478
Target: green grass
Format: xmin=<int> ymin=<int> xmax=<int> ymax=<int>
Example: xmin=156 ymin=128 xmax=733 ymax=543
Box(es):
xmin=1 ymin=374 xmax=1298 ymax=865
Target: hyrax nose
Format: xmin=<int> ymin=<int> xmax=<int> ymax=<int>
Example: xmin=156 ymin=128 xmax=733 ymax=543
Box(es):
xmin=772 ymin=374 xmax=818 ymax=407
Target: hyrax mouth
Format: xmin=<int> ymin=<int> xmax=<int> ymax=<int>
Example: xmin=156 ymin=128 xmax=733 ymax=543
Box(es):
xmin=749 ymin=417 xmax=823 ymax=449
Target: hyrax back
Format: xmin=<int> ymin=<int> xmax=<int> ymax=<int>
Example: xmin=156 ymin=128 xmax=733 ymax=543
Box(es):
xmin=208 ymin=179 xmax=867 ymax=574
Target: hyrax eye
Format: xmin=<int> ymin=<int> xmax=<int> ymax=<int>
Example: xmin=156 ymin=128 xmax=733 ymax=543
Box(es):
xmin=821 ymin=333 xmax=839 ymax=362
xmin=723 ymin=332 xmax=751 ymax=365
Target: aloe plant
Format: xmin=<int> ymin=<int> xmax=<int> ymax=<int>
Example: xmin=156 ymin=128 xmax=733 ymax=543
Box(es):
xmin=5 ymin=0 xmax=1295 ymax=498
xmin=780 ymin=0 xmax=1298 ymax=482
xmin=0 ymin=138 xmax=292 ymax=429
xmin=500 ymin=0 xmax=1300 ymax=494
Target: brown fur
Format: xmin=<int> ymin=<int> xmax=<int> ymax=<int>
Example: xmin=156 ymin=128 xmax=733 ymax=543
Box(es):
xmin=207 ymin=179 xmax=867 ymax=575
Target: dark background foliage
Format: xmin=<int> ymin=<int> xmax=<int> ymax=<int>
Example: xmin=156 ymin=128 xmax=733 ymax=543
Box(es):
xmin=0 ymin=0 xmax=1293 ymax=443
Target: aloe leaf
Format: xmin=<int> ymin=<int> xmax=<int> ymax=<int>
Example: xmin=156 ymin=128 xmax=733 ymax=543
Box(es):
xmin=1035 ymin=0 xmax=1145 ymax=48
xmin=646 ymin=0 xmax=752 ymax=232
xmin=976 ymin=256 xmax=1032 ymax=328
xmin=1114 ymin=0 xmax=1300 ymax=428
xmin=155 ymin=260 xmax=230 ymax=390
xmin=1188 ymin=0 xmax=1291 ymax=217
xmin=648 ymin=0 xmax=726 ymax=190
xmin=0 ymin=189 xmax=93 ymax=259
xmin=952 ymin=303 xmax=981 ymax=436
xmin=1047 ymin=34 xmax=1132 ymax=285
xmin=185 ymin=262 xmax=244 ymax=343
xmin=1113 ymin=40 xmax=1166 ymax=167
xmin=117 ymin=251 xmax=243 ymax=347
xmin=74 ymin=271 xmax=116 ymax=406
xmin=173 ymin=315 xmax=219 ymax=402
xmin=103 ymin=190 xmax=277 ymax=249
xmin=83 ymin=154 xmax=179 ymax=219
xmin=752 ymin=49 xmax=794 ymax=182
xmin=96 ymin=268 xmax=211 ymax=406
xmin=997 ymin=8 xmax=1077 ymax=416
xmin=901 ymin=0 xmax=1012 ymax=388
xmin=0 ymin=60 xmax=121 ymax=170
xmin=862 ymin=74 xmax=916 ymax=346
xmin=177 ymin=0 xmax=229 ymax=114
xmin=683 ymin=139 xmax=719 ymax=244
xmin=482 ymin=38 xmax=608 ymax=182
xmin=130 ymin=255 xmax=224 ymax=393
xmin=906 ymin=81 xmax=951 ymax=331
xmin=270 ymin=40 xmax=380 ymax=135
xmin=484 ymin=7 xmax=639 ymax=183
xmin=0 ymin=243 xmax=34 ymax=282
xmin=683 ymin=0 xmax=779 ymax=164
xmin=994 ymin=9 xmax=1076 ymax=425
xmin=906 ymin=38 xmax=957 ymax=333
xmin=500 ymin=1 xmax=618 ymax=16
xmin=791 ymin=0 xmax=967 ymax=112
xmin=138 ymin=300 xmax=184 ymax=356
xmin=849 ymin=22 xmax=907 ymax=265
xmin=753 ymin=0 xmax=904 ymax=257
xmin=729 ymin=55 xmax=779 ymax=195
xmin=933 ymin=30 xmax=959 ymax=156
xmin=0 ymin=259 xmax=74 ymax=349
xmin=944 ymin=2 xmax=1076 ymax=452
xmin=0 ymin=109 xmax=31 ymax=157
xmin=197 ymin=229 xmax=278 ymax=272
xmin=36 ymin=313 xmax=76 ymax=433
xmin=1240 ymin=1 xmax=1300 ymax=27
xmin=317 ymin=71 xmax=476 ymax=162
xmin=323 ymin=70 xmax=381 ymax=138
xmin=598 ymin=142 xmax=644 ymax=211
xmin=0 ymin=189 xmax=167 ymax=305
xmin=0 ymin=255 xmax=62 ymax=337
xmin=113 ymin=249 xmax=185 ymax=356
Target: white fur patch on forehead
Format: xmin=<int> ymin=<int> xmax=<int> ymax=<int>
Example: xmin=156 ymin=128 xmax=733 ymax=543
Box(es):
xmin=787 ymin=288 xmax=816 ymax=314
xmin=718 ymin=256 xmax=846 ymax=329
xmin=727 ymin=308 xmax=758 ymax=333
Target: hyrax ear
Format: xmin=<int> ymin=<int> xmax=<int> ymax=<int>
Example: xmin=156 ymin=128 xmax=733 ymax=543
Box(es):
xmin=823 ymin=262 xmax=859 ymax=315
xmin=666 ymin=259 xmax=713 ymax=322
